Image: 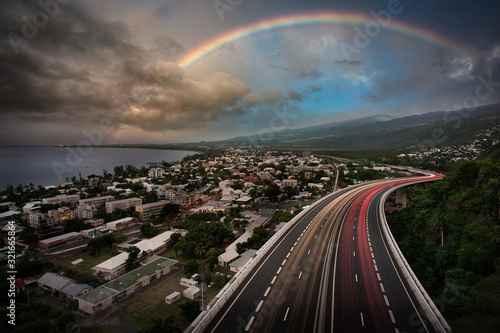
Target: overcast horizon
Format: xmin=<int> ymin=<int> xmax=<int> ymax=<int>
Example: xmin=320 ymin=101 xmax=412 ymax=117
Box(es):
xmin=1 ymin=0 xmax=500 ymax=145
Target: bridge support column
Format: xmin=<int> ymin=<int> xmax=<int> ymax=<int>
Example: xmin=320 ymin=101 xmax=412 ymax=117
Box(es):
xmin=396 ymin=188 xmax=408 ymax=208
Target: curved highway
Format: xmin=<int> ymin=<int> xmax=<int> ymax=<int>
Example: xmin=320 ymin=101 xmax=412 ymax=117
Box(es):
xmin=202 ymin=173 xmax=443 ymax=333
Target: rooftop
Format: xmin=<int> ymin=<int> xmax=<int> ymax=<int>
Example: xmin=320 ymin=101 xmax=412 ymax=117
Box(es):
xmin=78 ymin=285 xmax=118 ymax=305
xmin=39 ymin=232 xmax=82 ymax=244
xmin=104 ymin=257 xmax=177 ymax=292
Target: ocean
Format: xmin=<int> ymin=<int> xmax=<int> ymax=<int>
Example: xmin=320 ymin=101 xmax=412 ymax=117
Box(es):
xmin=0 ymin=146 xmax=197 ymax=190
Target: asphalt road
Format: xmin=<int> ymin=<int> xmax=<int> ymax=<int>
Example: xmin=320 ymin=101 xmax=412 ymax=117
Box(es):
xmin=204 ymin=174 xmax=441 ymax=333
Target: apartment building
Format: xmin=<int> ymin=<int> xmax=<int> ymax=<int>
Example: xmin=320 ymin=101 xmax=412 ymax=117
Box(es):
xmin=42 ymin=194 xmax=79 ymax=205
xmin=105 ymin=198 xmax=142 ymax=214
xmin=148 ymin=168 xmax=164 ymax=178
xmin=135 ymin=200 xmax=168 ymax=221
xmin=79 ymin=196 xmax=114 ymax=208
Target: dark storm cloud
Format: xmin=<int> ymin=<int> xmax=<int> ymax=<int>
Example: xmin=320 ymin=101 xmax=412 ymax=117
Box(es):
xmin=153 ymin=35 xmax=185 ymax=58
xmin=0 ymin=0 xmax=295 ymax=140
xmin=286 ymin=90 xmax=304 ymax=102
xmin=298 ymin=68 xmax=321 ymax=79
xmin=335 ymin=59 xmax=362 ymax=65
xmin=155 ymin=0 xmax=188 ymax=18
xmin=269 ymin=64 xmax=289 ymax=71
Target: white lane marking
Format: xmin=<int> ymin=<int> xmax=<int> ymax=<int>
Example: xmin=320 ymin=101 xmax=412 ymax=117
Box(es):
xmin=360 ymin=312 xmax=365 ymax=326
xmin=294 ymin=241 xmax=297 ymax=246
xmin=384 ymin=295 xmax=390 ymax=307
xmin=286 ymin=252 xmax=290 ymax=258
xmin=298 ymin=271 xmax=302 ymax=279
xmin=245 ymin=316 xmax=255 ymax=331
xmin=353 ymin=251 xmax=356 ymax=257
xmin=321 ymin=224 xmax=323 ymax=227
xmin=255 ymin=300 xmax=264 ymax=312
xmin=380 ymin=283 xmax=385 ymax=293
xmin=370 ymin=246 xmax=373 ymax=252
xmin=353 ymin=236 xmax=355 ymax=241
xmin=377 ymin=273 xmax=381 ymax=281
xmin=277 ymin=267 xmax=282 ymax=274
xmin=371 ymin=252 xmax=375 ymax=259
xmin=282 ymin=259 xmax=287 ymax=266
xmin=308 ymin=249 xmax=311 ymax=255
xmin=284 ymin=307 xmax=290 ymax=321
xmin=373 ymin=259 xmax=377 ymax=265
xmin=389 ymin=310 xmax=396 ymax=324
xmin=355 ymin=274 xmax=358 ymax=282
xmin=297 ymin=237 xmax=301 ymax=241
xmin=271 ymin=276 xmax=277 ymax=284
xmin=291 ymin=246 xmax=294 ymax=251
xmin=315 ymin=234 xmax=318 ymax=239
xmin=395 ymin=329 xmax=400 ymax=333
xmin=369 ymin=242 xmax=372 ymax=246
xmin=374 ymin=265 xmax=378 ymax=272
xmin=264 ymin=286 xmax=271 ymax=297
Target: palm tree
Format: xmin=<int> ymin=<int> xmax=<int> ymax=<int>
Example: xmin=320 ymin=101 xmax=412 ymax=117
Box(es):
xmin=140 ymin=316 xmax=181 ymax=333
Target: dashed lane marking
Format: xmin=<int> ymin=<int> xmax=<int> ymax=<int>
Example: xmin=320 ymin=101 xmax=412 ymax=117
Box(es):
xmin=284 ymin=307 xmax=290 ymax=321
xmin=388 ymin=310 xmax=396 ymax=324
xmin=245 ymin=316 xmax=255 ymax=332
xmin=264 ymin=287 xmax=271 ymax=297
xmin=271 ymin=276 xmax=277 ymax=284
xmin=255 ymin=300 xmax=264 ymax=312
xmin=384 ymin=295 xmax=390 ymax=307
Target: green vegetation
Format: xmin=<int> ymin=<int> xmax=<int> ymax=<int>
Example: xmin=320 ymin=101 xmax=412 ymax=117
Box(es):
xmin=141 ymin=222 xmax=159 ymax=238
xmin=387 ymin=144 xmax=500 ymax=332
xmin=126 ymin=246 xmax=141 ymax=270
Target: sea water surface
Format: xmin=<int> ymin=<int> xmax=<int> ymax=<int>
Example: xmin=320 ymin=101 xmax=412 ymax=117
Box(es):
xmin=0 ymin=146 xmax=197 ymax=190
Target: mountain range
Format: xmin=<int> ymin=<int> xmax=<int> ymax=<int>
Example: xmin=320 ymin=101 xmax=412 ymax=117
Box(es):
xmin=213 ymin=103 xmax=500 ymax=150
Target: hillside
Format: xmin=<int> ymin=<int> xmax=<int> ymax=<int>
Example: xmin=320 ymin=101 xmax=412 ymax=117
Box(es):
xmin=387 ymin=144 xmax=500 ymax=332
xmin=216 ymin=104 xmax=500 ymax=150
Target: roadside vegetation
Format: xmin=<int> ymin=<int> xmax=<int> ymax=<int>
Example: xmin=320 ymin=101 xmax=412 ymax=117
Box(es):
xmin=387 ymin=144 xmax=500 ymax=332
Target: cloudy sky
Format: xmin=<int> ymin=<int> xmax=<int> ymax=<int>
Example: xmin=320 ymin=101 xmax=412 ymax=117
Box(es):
xmin=1 ymin=0 xmax=499 ymax=145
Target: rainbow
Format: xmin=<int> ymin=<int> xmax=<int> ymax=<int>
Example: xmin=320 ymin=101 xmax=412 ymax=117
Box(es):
xmin=177 ymin=12 xmax=471 ymax=68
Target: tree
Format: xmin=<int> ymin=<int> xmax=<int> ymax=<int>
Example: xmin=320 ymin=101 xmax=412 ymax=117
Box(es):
xmin=170 ymin=232 xmax=181 ymax=244
xmin=179 ymin=301 xmax=201 ymax=322
xmin=141 ymin=222 xmax=159 ymax=238
xmin=126 ymin=246 xmax=140 ymax=270
xmin=140 ymin=316 xmax=181 ymax=333
xmin=184 ymin=259 xmax=199 ymax=274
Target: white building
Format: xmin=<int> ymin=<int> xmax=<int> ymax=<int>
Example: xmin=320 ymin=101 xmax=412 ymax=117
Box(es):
xmin=148 ymin=168 xmax=164 ymax=178
xmin=105 ymin=198 xmax=142 ymax=214
xmin=42 ymin=195 xmax=79 ymax=205
xmin=79 ymin=196 xmax=114 ymax=208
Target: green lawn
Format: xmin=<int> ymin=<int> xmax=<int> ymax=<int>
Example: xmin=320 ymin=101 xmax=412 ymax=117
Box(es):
xmin=56 ymin=246 xmax=117 ymax=275
xmin=110 ymin=270 xmax=221 ymax=331
xmin=163 ymin=248 xmax=192 ymax=264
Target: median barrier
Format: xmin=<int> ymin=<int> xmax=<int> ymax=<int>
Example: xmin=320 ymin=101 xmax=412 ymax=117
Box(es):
xmin=185 ymin=190 xmax=340 ymax=333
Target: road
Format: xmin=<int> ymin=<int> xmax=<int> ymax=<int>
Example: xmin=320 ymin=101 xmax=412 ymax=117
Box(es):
xmin=204 ymin=173 xmax=442 ymax=333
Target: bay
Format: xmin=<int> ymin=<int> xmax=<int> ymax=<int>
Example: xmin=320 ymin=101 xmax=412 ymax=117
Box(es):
xmin=0 ymin=146 xmax=197 ymax=190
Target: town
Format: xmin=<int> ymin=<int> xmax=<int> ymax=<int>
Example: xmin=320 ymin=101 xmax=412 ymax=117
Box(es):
xmin=0 ymin=148 xmax=445 ymax=331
